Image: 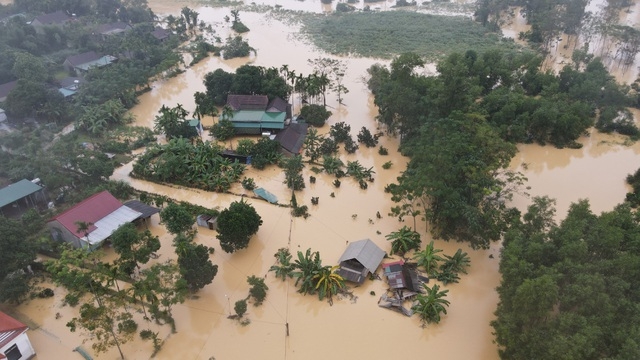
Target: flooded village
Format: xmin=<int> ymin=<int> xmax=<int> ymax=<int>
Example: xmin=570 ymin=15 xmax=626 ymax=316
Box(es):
xmin=1 ymin=0 xmax=640 ymax=359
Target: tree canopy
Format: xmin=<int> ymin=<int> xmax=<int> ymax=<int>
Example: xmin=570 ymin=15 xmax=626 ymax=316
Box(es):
xmin=493 ymin=197 xmax=640 ymax=359
xmin=216 ymin=199 xmax=262 ymax=253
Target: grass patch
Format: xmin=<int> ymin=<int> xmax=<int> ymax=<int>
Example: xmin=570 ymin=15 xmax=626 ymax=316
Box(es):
xmin=301 ymin=10 xmax=521 ymax=60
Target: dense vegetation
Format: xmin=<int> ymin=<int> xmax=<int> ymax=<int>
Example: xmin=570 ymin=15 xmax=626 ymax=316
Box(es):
xmin=493 ymin=197 xmax=640 ymax=359
xmin=302 ymin=11 xmax=520 ymax=59
xmin=131 ymin=138 xmax=246 ymax=193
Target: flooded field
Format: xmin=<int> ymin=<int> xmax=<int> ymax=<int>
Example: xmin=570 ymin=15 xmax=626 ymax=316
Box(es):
xmin=3 ymin=0 xmax=640 ymax=359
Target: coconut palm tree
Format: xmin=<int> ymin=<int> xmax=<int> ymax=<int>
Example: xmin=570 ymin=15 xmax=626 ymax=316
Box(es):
xmin=412 ymin=284 xmax=450 ymax=326
xmin=413 ymin=241 xmax=444 ymax=276
xmin=313 ymin=265 xmax=345 ymax=303
xmin=386 ymin=225 xmax=421 ymax=256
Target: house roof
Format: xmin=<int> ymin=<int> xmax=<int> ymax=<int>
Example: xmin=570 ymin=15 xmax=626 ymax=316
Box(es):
xmin=124 ymin=200 xmax=160 ymax=219
xmin=227 ymin=95 xmax=269 ymax=111
xmin=33 ymin=10 xmax=70 ymax=25
xmin=49 ymin=190 xmax=126 ymax=237
xmin=275 ymin=123 xmax=308 ymax=154
xmin=0 ymin=80 xmax=18 ymax=100
xmin=98 ymin=22 xmax=130 ymax=35
xmin=85 ymin=205 xmax=142 ymax=245
xmin=338 ymin=239 xmax=386 ymax=273
xmin=382 ymin=260 xmax=422 ymax=292
xmin=0 ymin=179 xmax=43 ymax=209
xmin=59 ymin=77 xmax=83 ymax=89
xmin=150 ymin=27 xmax=170 ymax=40
xmin=253 ymin=187 xmax=278 ymax=204
xmin=266 ymin=97 xmax=288 ymax=113
xmin=65 ymin=51 xmax=102 ymax=67
xmin=0 ymin=311 xmax=28 ymax=349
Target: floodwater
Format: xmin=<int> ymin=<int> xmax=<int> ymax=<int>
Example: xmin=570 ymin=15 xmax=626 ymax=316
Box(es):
xmin=4 ymin=1 xmax=640 ymax=359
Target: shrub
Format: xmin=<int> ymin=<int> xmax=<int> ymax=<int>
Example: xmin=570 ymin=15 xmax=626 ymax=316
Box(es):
xmin=234 ymin=299 xmax=247 ymax=317
xmin=382 ymin=161 xmax=392 ymax=169
xmin=357 ymin=127 xmax=378 ymax=147
xmin=241 ymin=177 xmax=256 ymax=190
xmin=378 ymin=146 xmax=388 ymax=155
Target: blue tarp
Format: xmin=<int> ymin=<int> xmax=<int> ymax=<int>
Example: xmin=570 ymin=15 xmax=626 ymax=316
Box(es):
xmin=253 ymin=188 xmax=278 ymax=204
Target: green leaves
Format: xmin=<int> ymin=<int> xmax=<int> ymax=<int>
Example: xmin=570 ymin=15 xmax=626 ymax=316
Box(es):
xmin=216 ymin=200 xmax=262 ymax=253
xmin=385 ymin=226 xmax=421 ymax=256
xmin=412 ymin=284 xmax=450 ymax=325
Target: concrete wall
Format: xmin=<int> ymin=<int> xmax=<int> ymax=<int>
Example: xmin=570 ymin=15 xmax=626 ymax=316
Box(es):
xmin=47 ymin=220 xmax=86 ymax=249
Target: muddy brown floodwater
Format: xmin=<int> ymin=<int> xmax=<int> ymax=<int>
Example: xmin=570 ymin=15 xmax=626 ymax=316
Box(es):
xmin=5 ymin=1 xmax=640 ymax=359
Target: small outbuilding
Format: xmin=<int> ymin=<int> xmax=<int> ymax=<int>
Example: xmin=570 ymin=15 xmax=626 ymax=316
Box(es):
xmin=0 ymin=179 xmax=46 ymax=218
xmin=196 ymin=214 xmax=218 ymax=230
xmin=337 ymin=239 xmax=386 ymax=284
xmin=275 ymin=122 xmax=308 ymax=156
xmin=0 ymin=311 xmax=36 ymax=360
xmin=382 ymin=260 xmax=424 ymax=293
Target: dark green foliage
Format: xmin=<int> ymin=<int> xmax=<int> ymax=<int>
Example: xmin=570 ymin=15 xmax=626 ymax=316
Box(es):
xmin=211 ymin=118 xmax=236 ymax=142
xmin=336 ymin=2 xmax=355 ymax=12
xmin=300 ymin=104 xmax=332 ymax=127
xmin=357 ymin=127 xmax=378 ymax=147
xmin=222 ymin=36 xmax=255 ymax=60
xmin=232 ymin=21 xmax=250 ymax=33
xmin=175 ymin=236 xmax=218 ymax=291
xmin=216 ymin=200 xmax=263 ymax=253
xmin=234 ymin=299 xmax=247 ymax=317
xmin=283 ymin=155 xmax=305 ymax=191
xmin=160 ymin=203 xmax=194 ymax=235
xmin=378 ymin=146 xmax=388 ymax=155
xmin=382 ymin=161 xmax=392 ymax=169
xmin=302 ymin=11 xmax=517 ymax=59
xmin=269 ymin=248 xmax=294 ymax=281
xmin=110 ymin=223 xmax=161 ymax=274
xmin=241 ymin=177 xmax=256 ymax=190
xmin=132 ymin=139 xmax=245 ymax=192
xmin=412 ymin=284 xmax=450 ymax=326
xmin=625 ymin=167 xmax=640 ymax=207
xmin=250 ymin=138 xmax=282 ymax=170
xmin=204 ymin=69 xmax=235 ymax=106
xmin=385 ymin=226 xmax=421 ymax=256
xmin=153 ymin=104 xmax=198 ymax=141
xmin=596 ymin=107 xmax=639 ymax=137
xmin=247 ymin=275 xmax=268 ymax=306
xmin=344 ymin=138 xmax=359 ymax=153
xmin=0 ymin=216 xmax=36 ymax=303
xmin=319 ymin=137 xmax=339 ymax=156
xmin=398 ymin=111 xmax=519 ymax=249
xmin=492 ymin=197 xmax=640 ymax=360
xmin=330 ymin=122 xmax=352 ymax=143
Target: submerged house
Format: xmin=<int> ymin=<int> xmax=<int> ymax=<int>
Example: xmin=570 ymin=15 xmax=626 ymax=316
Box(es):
xmin=226 ymin=95 xmax=291 ymax=135
xmin=31 ymin=10 xmax=71 ymax=33
xmin=337 ymin=239 xmax=386 ymax=284
xmin=47 ymin=191 xmax=143 ymax=250
xmin=0 ymin=179 xmax=46 ymax=218
xmin=382 ymin=260 xmax=424 ymax=293
xmin=64 ymin=51 xmax=117 ymax=74
xmin=0 ymin=311 xmax=36 ymax=360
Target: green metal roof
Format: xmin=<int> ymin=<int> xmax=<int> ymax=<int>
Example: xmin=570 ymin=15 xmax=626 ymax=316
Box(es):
xmin=232 ymin=110 xmax=265 ymax=122
xmin=254 ymin=187 xmax=278 ymax=204
xmin=0 ymin=179 xmax=43 ymax=208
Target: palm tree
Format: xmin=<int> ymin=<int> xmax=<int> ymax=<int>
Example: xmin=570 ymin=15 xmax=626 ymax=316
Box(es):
xmin=412 ymin=284 xmax=450 ymax=326
xmin=386 ymin=225 xmax=421 ymax=256
xmin=442 ymin=249 xmax=471 ymax=275
xmin=413 ymin=241 xmax=444 ymax=276
xmin=291 ymin=249 xmax=323 ymax=295
xmin=269 ymin=248 xmax=294 ymax=281
xmin=313 ymin=265 xmax=345 ymax=303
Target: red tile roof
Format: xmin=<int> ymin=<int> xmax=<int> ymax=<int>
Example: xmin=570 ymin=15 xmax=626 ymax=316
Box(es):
xmin=49 ymin=190 xmax=123 ymax=236
xmin=0 ymin=311 xmax=28 ymax=348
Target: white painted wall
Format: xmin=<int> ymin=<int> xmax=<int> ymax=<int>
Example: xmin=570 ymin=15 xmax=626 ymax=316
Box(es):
xmin=0 ymin=331 xmax=36 ymax=360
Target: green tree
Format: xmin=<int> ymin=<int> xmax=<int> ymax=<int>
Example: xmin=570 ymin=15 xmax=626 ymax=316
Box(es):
xmin=211 ymin=118 xmax=235 ymax=144
xmin=385 ymin=225 xmax=421 ymax=256
xmin=138 ymin=260 xmax=188 ymax=332
xmin=204 ymin=69 xmax=234 ymax=106
xmin=216 ymin=199 xmax=263 ymax=253
xmin=110 ymin=223 xmax=161 ymax=274
xmin=412 ymin=284 xmax=450 ymax=326
xmin=160 ymin=202 xmax=194 ymax=235
xmin=283 ymin=155 xmax=305 ymax=191
xmin=175 ymin=234 xmax=218 ymax=291
xmin=313 ymin=265 xmax=345 ymax=303
xmin=413 ymin=241 xmax=444 ymax=276
xmin=247 ymin=275 xmax=269 ymax=306
xmin=291 ymin=249 xmax=324 ymax=296
xmin=269 ymin=248 xmax=294 ymax=281
xmin=299 ymin=104 xmax=332 ymax=127
xmin=441 ymin=249 xmax=471 ymax=275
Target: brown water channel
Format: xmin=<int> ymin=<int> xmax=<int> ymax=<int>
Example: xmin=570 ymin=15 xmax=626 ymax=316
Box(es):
xmin=7 ymin=1 xmax=640 ymax=359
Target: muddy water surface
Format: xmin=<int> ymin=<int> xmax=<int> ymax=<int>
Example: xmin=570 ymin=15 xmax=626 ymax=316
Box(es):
xmin=10 ymin=1 xmax=640 ymax=359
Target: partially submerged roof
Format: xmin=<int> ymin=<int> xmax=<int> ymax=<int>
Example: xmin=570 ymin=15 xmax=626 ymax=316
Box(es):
xmin=0 ymin=311 xmax=28 ymax=349
xmin=33 ymin=10 xmax=70 ymax=25
xmin=254 ymin=187 xmax=278 ymax=204
xmin=0 ymin=80 xmax=18 ymax=100
xmin=227 ymin=95 xmax=269 ymax=111
xmin=338 ymin=239 xmax=385 ymax=273
xmin=382 ymin=260 xmax=423 ymax=292
xmin=65 ymin=52 xmax=116 ymax=70
xmin=0 ymin=179 xmax=43 ymax=208
xmin=98 ymin=22 xmax=130 ymax=35
xmin=124 ymin=200 xmax=160 ymax=219
xmin=275 ymin=123 xmax=308 ymax=154
xmin=151 ymin=27 xmax=170 ymax=40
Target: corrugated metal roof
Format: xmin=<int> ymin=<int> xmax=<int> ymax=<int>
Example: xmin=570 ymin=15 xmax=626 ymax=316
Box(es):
xmin=254 ymin=188 xmax=278 ymax=204
xmin=227 ymin=95 xmax=269 ymax=111
xmin=85 ymin=206 xmax=142 ymax=245
xmin=49 ymin=191 xmax=124 ymax=236
xmin=124 ymin=200 xmax=159 ymax=219
xmin=0 ymin=311 xmax=28 ymax=349
xmin=338 ymin=239 xmax=385 ymax=273
xmin=0 ymin=179 xmax=42 ymax=208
